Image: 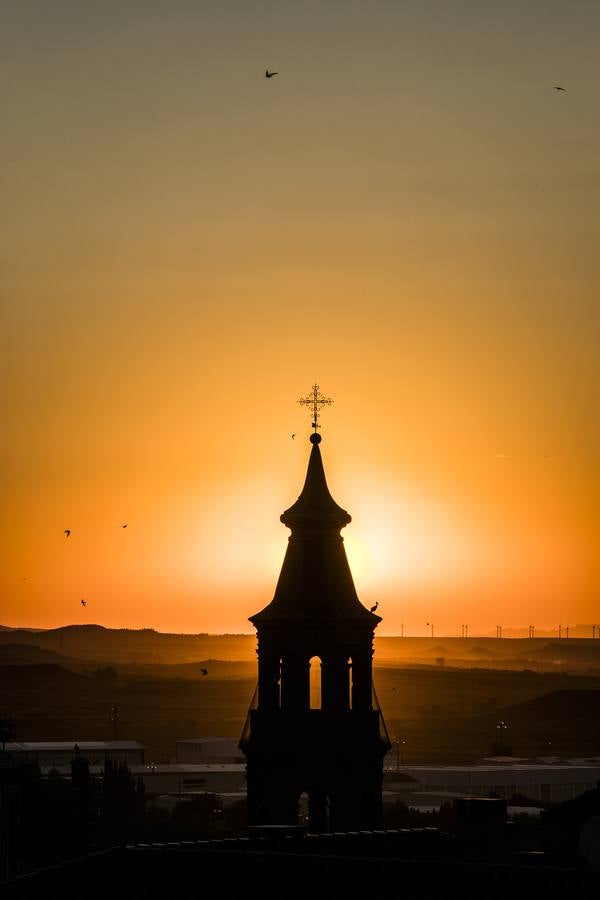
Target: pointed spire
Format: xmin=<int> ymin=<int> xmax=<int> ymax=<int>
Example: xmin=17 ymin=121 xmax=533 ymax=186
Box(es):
xmin=280 ymin=433 xmax=351 ymax=532
xmin=250 ymin=434 xmax=378 ymax=624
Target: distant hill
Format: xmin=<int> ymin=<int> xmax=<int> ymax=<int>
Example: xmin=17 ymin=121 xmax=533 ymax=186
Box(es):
xmin=0 ymin=624 xmax=256 ymax=664
xmin=0 ymin=663 xmax=88 ymax=685
xmin=501 ymin=689 xmax=600 ymax=722
xmin=0 ymin=625 xmax=44 ymax=632
xmin=530 ymin=642 xmax=600 ymax=663
xmin=0 ymin=643 xmax=88 ymax=670
xmin=418 ymin=645 xmax=450 ymax=656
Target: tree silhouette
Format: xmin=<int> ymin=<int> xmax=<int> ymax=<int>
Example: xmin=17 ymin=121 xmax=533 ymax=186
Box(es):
xmin=0 ymin=715 xmax=16 ymax=751
xmin=99 ymin=759 xmax=145 ymax=845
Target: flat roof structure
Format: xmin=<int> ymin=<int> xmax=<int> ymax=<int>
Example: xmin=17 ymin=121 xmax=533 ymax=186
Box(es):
xmin=6 ymin=741 xmax=145 ymax=752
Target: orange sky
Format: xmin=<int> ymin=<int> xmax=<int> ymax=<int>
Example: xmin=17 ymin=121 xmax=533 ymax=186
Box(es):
xmin=1 ymin=2 xmax=599 ymax=634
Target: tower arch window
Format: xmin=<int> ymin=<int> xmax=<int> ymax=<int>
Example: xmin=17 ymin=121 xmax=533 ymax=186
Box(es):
xmin=298 ymin=789 xmax=330 ymax=833
xmin=298 ymin=791 xmax=310 ymax=826
xmin=309 ymin=656 xmax=322 ymax=710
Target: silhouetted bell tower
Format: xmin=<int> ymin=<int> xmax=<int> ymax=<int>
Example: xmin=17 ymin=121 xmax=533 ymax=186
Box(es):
xmin=240 ymin=390 xmax=390 ymax=832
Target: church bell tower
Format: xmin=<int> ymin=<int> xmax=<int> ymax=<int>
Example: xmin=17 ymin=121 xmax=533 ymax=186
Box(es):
xmin=240 ymin=386 xmax=390 ymax=832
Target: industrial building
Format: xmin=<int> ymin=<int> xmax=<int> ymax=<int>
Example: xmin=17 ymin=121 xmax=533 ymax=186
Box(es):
xmin=383 ymin=761 xmax=600 ymax=806
xmin=175 ymin=737 xmax=244 ymax=764
xmin=5 ymin=741 xmax=145 ymax=767
xmin=29 ymin=756 xmax=599 ymax=811
xmin=39 ymin=762 xmax=246 ymax=796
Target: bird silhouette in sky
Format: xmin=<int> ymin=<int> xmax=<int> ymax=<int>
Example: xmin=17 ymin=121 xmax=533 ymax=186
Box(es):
xmin=80 ymin=599 xmax=87 ymax=607
xmin=120 ymin=524 xmax=128 ymax=529
xmin=291 ymin=434 xmax=296 ymax=439
xmin=200 ymin=668 xmax=208 ymax=676
xmin=554 ymin=85 xmax=567 ymax=91
xmin=64 ymin=529 xmax=71 ymax=537
xmin=370 ymin=602 xmax=379 ymax=613
xmin=265 ymin=69 xmax=278 ymax=78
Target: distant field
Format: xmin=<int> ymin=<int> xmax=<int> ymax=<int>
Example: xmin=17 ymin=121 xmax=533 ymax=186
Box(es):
xmin=2 ymin=659 xmax=599 ymax=764
xmin=2 ymin=626 xmax=599 ymax=763
xmin=374 ymin=666 xmax=600 ymax=764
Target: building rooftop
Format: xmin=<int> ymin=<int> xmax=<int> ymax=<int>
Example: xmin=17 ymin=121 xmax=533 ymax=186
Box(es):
xmin=396 ymin=763 xmax=600 ymax=774
xmin=40 ymin=763 xmax=246 ymax=774
xmin=6 ymin=741 xmax=145 ymax=751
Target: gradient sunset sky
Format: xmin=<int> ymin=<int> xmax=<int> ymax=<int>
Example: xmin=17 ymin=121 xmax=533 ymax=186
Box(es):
xmin=1 ymin=1 xmax=599 ymax=635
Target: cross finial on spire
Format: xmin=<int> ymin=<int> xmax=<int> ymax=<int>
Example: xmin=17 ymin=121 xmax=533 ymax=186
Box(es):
xmin=298 ymin=383 xmax=333 ymax=433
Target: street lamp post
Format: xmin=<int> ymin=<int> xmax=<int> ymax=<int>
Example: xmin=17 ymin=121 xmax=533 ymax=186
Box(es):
xmin=393 ymin=738 xmax=406 ymax=769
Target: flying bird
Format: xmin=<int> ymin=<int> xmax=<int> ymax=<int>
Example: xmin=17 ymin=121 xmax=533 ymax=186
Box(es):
xmin=291 ymin=434 xmax=296 ymax=440
xmin=200 ymin=668 xmax=208 ymax=676
xmin=120 ymin=524 xmax=128 ymax=529
xmin=370 ymin=602 xmax=379 ymax=613
xmin=64 ymin=529 xmax=71 ymax=537
xmin=265 ymin=69 xmax=278 ymax=78
xmin=80 ymin=599 xmax=87 ymax=607
xmin=554 ymin=85 xmax=567 ymax=91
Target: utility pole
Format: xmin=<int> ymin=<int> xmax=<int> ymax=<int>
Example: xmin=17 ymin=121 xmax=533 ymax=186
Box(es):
xmin=566 ymin=626 xmax=569 ymax=639
xmin=393 ymin=738 xmax=406 ymax=768
xmin=401 ymin=623 xmax=404 ymax=638
xmin=426 ymin=622 xmax=434 ymax=638
xmin=558 ymin=624 xmax=562 ymax=640
xmin=110 ymin=706 xmax=118 ymax=741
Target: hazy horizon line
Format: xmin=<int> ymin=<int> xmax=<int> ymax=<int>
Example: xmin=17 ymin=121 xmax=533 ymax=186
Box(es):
xmin=2 ymin=622 xmax=599 ymax=639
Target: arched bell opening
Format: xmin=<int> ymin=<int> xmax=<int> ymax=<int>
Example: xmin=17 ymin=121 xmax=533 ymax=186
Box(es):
xmin=298 ymin=791 xmax=310 ymax=826
xmin=298 ymin=789 xmax=330 ymax=833
xmin=309 ymin=656 xmax=322 ymax=710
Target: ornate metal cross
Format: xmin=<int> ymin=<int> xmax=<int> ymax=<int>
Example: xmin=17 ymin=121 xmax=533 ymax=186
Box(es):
xmin=298 ymin=384 xmax=333 ymax=432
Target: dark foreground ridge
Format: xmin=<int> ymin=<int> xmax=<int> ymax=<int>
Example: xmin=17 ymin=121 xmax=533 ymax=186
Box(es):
xmin=5 ymin=836 xmax=598 ymax=900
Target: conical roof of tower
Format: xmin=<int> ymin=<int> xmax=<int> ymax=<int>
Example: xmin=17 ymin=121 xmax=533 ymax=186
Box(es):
xmin=250 ymin=433 xmax=379 ymax=625
xmin=280 ymin=433 xmax=352 ymax=531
